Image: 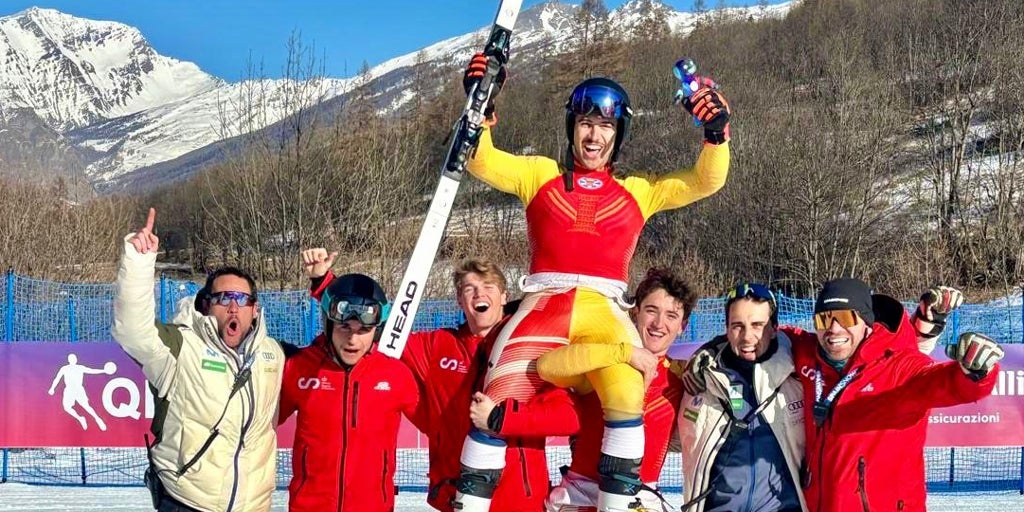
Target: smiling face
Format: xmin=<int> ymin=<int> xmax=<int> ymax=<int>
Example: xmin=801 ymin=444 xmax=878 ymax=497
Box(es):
xmin=816 ymin=315 xmax=870 ymax=363
xmin=455 ymin=271 xmax=508 ymax=338
xmin=208 ymin=275 xmax=257 ymax=349
xmin=726 ymin=298 xmax=775 ymax=362
xmin=633 ymin=288 xmax=687 ymax=357
xmin=573 ymin=114 xmax=617 ymax=170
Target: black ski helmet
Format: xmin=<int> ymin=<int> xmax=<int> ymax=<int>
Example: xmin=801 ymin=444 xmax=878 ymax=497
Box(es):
xmin=321 ymin=273 xmax=390 ymax=340
xmin=564 ymin=77 xmax=633 ymax=164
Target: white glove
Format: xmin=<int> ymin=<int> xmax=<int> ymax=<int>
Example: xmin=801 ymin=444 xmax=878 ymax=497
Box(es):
xmin=946 ymin=332 xmax=1004 ymax=381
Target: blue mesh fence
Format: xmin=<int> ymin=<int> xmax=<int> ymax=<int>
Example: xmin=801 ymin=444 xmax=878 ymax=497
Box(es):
xmin=1 ymin=270 xmax=1022 ymax=492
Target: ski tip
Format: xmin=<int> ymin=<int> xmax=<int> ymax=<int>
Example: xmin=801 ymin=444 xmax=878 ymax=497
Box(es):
xmin=494 ymin=0 xmax=523 ymax=29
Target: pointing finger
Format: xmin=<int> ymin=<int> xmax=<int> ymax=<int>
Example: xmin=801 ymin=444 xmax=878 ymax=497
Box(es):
xmin=144 ymin=208 xmax=156 ymax=232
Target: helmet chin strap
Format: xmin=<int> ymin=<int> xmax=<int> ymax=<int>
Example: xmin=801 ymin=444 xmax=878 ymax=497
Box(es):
xmin=562 ymin=144 xmax=575 ymax=192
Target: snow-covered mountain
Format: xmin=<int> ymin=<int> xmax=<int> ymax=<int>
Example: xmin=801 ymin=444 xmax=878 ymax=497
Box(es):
xmin=0 ymin=1 xmax=793 ymax=193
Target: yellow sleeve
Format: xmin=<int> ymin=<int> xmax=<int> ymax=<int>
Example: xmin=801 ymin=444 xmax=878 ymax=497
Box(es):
xmin=624 ymin=142 xmax=730 ymax=219
xmin=536 ymin=343 xmax=634 ymax=387
xmin=467 ymin=126 xmax=561 ymax=205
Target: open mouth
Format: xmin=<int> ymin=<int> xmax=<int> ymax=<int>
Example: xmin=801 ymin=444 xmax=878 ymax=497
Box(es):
xmin=473 ymin=301 xmax=490 ymax=313
xmin=226 ymin=318 xmax=240 ymax=337
xmin=581 ymin=142 xmax=604 ymax=160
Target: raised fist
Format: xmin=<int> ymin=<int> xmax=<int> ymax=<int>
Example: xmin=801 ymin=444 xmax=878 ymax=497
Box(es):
xmin=301 ymin=248 xmax=338 ymax=279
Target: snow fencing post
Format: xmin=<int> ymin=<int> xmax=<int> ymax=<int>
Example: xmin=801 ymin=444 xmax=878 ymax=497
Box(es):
xmin=159 ymin=274 xmax=168 ymax=324
xmin=947 ymin=447 xmax=955 ymax=488
xmin=67 ymin=295 xmax=77 ymax=343
xmin=308 ymin=298 xmax=319 ymax=345
xmin=79 ymin=447 xmax=87 ymax=484
xmin=5 ymin=269 xmax=13 ymax=342
xmin=1 ymin=447 xmax=8 ymax=482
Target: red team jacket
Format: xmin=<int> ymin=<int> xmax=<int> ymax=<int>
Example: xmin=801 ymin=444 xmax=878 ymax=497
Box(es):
xmin=311 ymin=273 xmax=577 ymax=512
xmin=403 ymin=325 xmax=580 ymax=512
xmin=279 ymin=336 xmax=418 ymax=512
xmin=567 ymin=358 xmax=685 ymax=483
xmin=786 ymin=296 xmax=998 ymax=512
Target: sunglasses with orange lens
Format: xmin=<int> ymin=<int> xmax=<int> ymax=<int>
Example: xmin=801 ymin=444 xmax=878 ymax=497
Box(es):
xmin=813 ymin=309 xmax=861 ymax=331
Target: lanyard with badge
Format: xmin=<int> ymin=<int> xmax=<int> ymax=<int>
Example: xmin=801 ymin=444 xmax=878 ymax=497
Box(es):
xmin=812 ymin=364 xmax=860 ymax=427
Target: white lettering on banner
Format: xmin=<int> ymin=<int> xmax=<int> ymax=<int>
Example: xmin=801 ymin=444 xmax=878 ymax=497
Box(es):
xmin=990 ymin=370 xmax=1024 ymax=397
xmin=928 ymin=412 xmax=1001 ymax=424
xmin=101 ymin=377 xmax=155 ymax=420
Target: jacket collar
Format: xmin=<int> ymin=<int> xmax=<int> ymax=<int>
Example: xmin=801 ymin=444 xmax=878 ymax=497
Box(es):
xmin=173 ymin=296 xmax=266 ymax=367
xmin=705 ymin=332 xmax=796 ymax=396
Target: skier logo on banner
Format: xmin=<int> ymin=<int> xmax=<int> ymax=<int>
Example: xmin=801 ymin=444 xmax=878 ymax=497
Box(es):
xmin=47 ymin=353 xmax=117 ymax=431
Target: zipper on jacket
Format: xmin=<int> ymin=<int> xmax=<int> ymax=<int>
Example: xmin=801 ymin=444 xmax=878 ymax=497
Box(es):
xmin=381 ymin=449 xmax=389 ymax=501
xmin=295 ymin=446 xmax=309 ymax=497
xmin=857 ymin=456 xmax=870 ymax=512
xmin=518 ymin=445 xmax=531 ymax=497
xmin=226 ymin=374 xmax=256 ymax=512
xmin=337 ymin=369 xmax=352 ymax=512
xmin=352 ymin=381 xmax=360 ymax=428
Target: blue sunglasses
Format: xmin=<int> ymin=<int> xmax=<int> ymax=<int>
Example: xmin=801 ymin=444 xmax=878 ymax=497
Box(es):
xmin=207 ymin=291 xmax=254 ymax=308
xmin=568 ymin=85 xmax=630 ymax=119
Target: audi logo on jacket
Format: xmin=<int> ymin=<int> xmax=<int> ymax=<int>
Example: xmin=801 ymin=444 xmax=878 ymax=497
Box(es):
xmin=278 ymin=335 xmax=419 ymax=512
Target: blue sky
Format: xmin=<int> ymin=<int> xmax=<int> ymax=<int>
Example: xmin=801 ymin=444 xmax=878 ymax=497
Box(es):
xmin=4 ymin=1 xmax=773 ymax=80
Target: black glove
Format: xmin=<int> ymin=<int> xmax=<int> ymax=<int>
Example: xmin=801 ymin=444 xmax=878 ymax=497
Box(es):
xmin=913 ymin=286 xmax=964 ymax=340
xmin=683 ymin=88 xmax=731 ymax=144
xmin=679 ymin=347 xmax=713 ymax=396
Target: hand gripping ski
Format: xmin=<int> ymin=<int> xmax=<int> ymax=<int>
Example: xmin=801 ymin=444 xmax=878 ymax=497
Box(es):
xmin=379 ymin=0 xmax=522 ymax=359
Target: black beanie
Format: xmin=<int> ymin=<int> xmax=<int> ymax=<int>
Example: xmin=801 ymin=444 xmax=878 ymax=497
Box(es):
xmin=814 ymin=278 xmax=875 ymax=325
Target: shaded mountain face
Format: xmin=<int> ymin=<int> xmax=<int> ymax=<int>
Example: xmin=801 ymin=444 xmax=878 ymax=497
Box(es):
xmin=0 ymin=2 xmax=791 ymax=194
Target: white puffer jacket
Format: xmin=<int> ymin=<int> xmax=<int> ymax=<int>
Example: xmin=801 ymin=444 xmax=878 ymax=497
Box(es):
xmin=676 ymin=332 xmax=807 ymax=512
xmin=113 ymin=239 xmax=284 ymax=512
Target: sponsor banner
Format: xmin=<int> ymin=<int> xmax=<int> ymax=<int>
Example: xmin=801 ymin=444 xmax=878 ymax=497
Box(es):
xmin=4 ymin=342 xmax=1019 ymax=448
xmin=0 ymin=342 xmax=427 ymax=449
xmin=668 ymin=342 xmax=1024 ymax=447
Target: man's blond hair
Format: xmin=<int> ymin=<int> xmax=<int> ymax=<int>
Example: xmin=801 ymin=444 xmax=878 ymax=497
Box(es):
xmin=452 ymin=259 xmax=508 ymax=292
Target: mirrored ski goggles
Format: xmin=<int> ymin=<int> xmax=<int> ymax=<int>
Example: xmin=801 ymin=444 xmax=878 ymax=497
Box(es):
xmin=726 ymin=282 xmax=777 ymax=311
xmin=207 ymin=291 xmax=254 ymax=308
xmin=813 ymin=309 xmax=862 ymax=331
xmin=323 ymin=296 xmax=383 ymax=327
xmin=568 ymin=85 xmax=630 ymax=119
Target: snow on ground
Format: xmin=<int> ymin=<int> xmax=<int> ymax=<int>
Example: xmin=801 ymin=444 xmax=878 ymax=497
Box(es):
xmin=1 ymin=484 xmax=1022 ymax=511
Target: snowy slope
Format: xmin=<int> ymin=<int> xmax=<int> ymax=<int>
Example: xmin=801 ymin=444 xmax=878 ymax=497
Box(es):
xmin=0 ymin=1 xmax=795 ymax=191
xmin=0 ymin=7 xmax=221 ymax=131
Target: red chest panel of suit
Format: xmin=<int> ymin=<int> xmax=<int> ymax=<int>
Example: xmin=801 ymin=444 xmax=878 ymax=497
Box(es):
xmin=525 ymin=172 xmax=644 ymax=282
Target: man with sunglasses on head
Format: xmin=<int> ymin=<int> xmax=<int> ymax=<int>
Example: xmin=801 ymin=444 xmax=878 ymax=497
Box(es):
xmin=454 ymin=51 xmax=730 ymax=512
xmin=300 ymin=249 xmax=579 ymax=512
xmin=675 ymin=283 xmax=807 ymax=512
xmin=278 ymin=272 xmax=418 ymax=512
xmin=683 ymin=278 xmax=1003 ymax=512
xmin=113 ymin=208 xmax=285 ymax=512
xmin=792 ymin=278 xmax=1002 ymax=512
